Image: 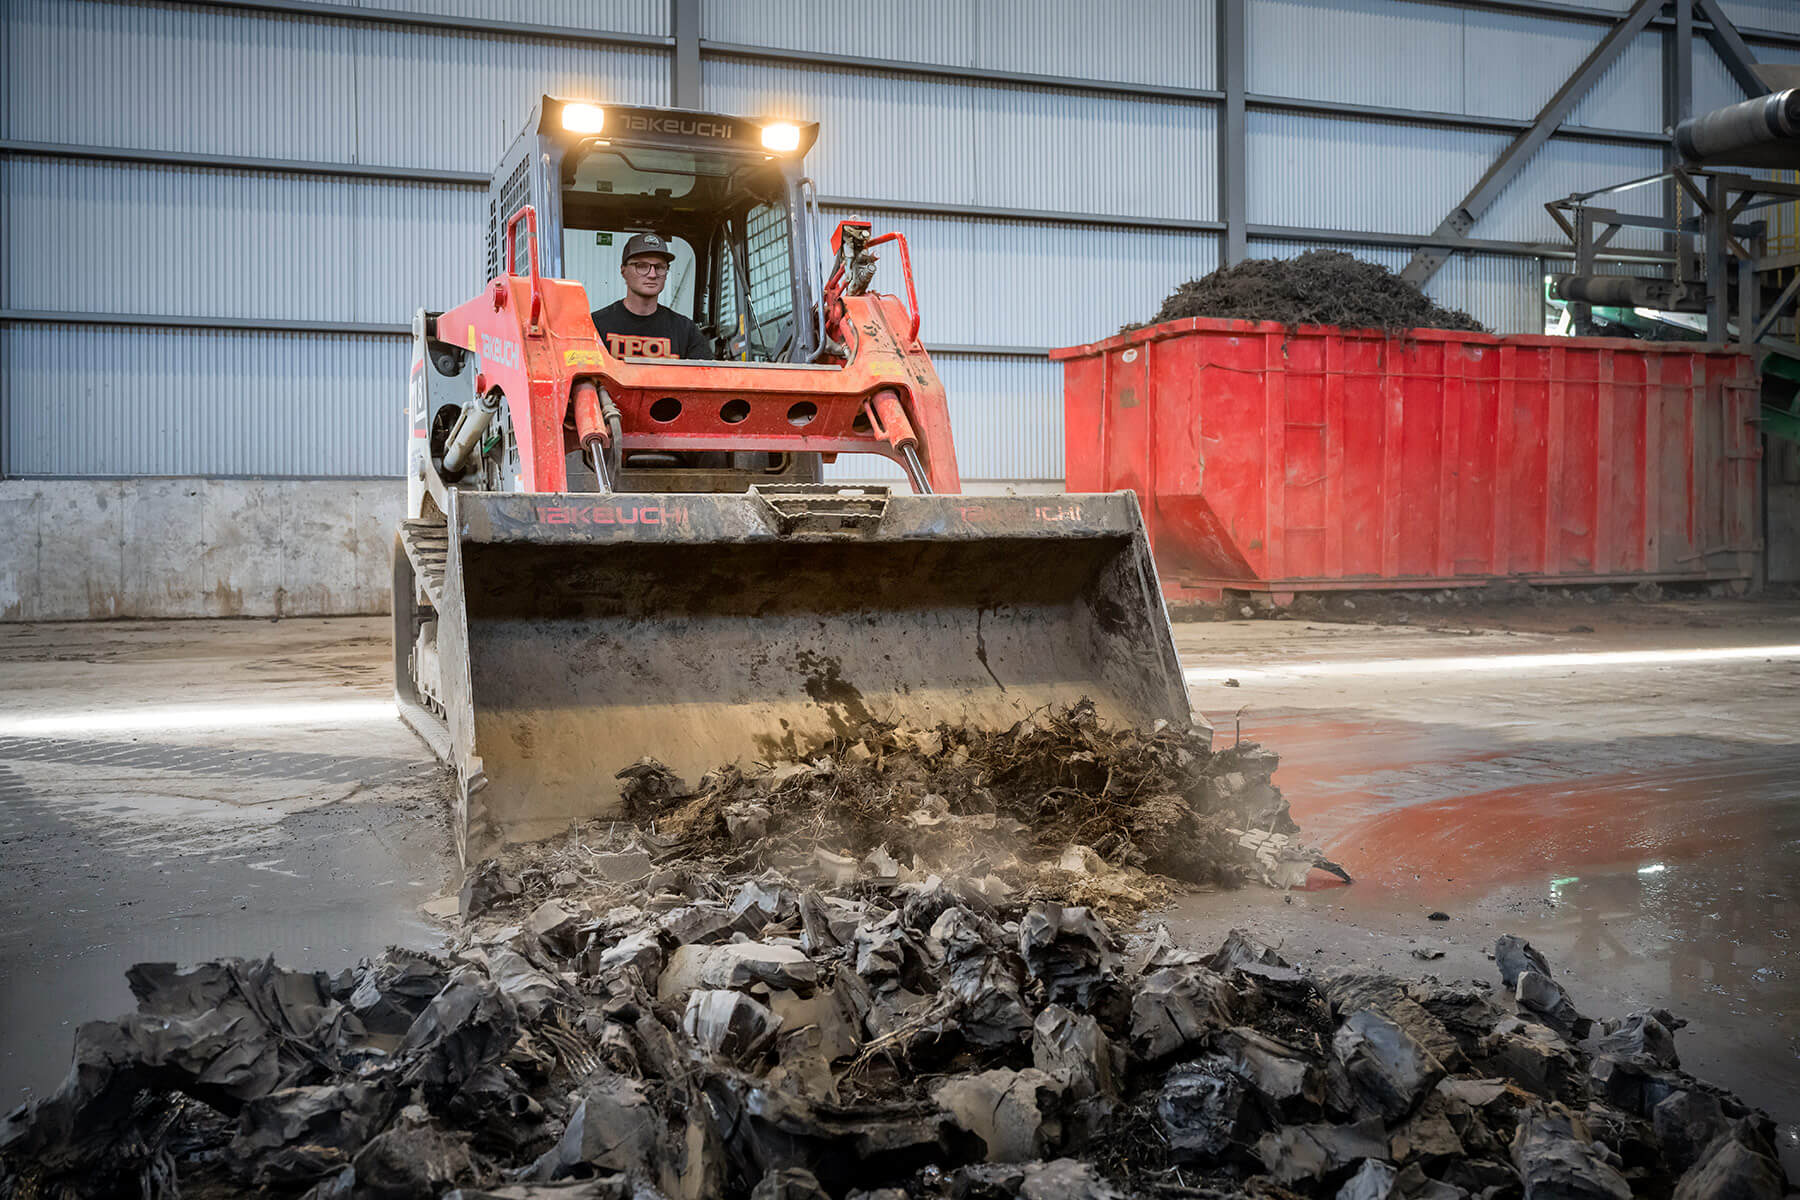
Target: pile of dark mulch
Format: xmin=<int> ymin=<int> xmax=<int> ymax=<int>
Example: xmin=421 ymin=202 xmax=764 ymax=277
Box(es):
xmin=1126 ymin=250 xmax=1486 ymax=334
xmin=611 ymin=701 xmax=1311 ymax=909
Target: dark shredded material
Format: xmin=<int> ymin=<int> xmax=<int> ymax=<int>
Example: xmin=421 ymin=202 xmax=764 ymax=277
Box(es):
xmin=1127 ymin=250 xmax=1487 ymax=335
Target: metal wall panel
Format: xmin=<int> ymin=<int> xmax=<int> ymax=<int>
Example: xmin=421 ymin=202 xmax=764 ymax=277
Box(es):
xmin=1715 ymin=1 xmax=1800 ymax=36
xmin=2 ymin=0 xmax=666 ymax=172
xmin=1441 ymin=252 xmax=1545 ymax=336
xmin=1247 ymin=113 xmax=1505 ymax=235
xmin=351 ymin=23 xmax=667 ymax=173
xmin=2 ymin=157 xmax=483 ymax=323
xmin=2 ymin=0 xmax=1701 ymax=484
xmin=366 ymin=0 xmax=670 ymax=37
xmin=1248 ymin=1 xmax=1661 ymax=134
xmin=6 ymin=0 xmax=358 ymax=160
xmin=964 ymin=219 xmax=1219 ymax=348
xmin=705 ymin=59 xmax=1214 ymax=219
xmin=821 ymin=354 xmax=1064 ymax=483
xmin=2 ymin=324 xmax=406 ymax=477
xmin=701 ymin=0 xmax=1215 ymax=89
xmin=703 ymin=58 xmax=978 ymax=204
xmin=1247 ymin=0 xmax=1462 ymax=113
xmin=1247 ymin=111 xmax=1661 ymax=249
xmin=970 ymin=82 xmax=1217 ymax=220
xmin=1467 ymin=9 xmax=1659 ymax=133
xmin=818 ymin=207 xmax=1221 ymax=348
xmin=1551 ymin=22 xmax=1662 ymax=134
xmin=700 ymin=0 xmax=976 ymax=65
xmin=1471 ymin=138 xmax=1663 ymax=248
xmin=973 ymin=0 xmax=1217 ymax=91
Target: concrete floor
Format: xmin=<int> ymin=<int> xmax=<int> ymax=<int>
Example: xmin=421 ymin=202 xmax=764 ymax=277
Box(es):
xmin=1166 ymin=601 xmax=1800 ymax=1132
xmin=2 ymin=602 xmax=1797 ymax=1136
xmin=0 ymin=620 xmax=450 ymax=1102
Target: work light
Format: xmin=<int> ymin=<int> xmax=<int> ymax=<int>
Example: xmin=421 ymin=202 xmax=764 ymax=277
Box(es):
xmin=561 ymin=103 xmax=607 ymax=134
xmin=760 ymin=122 xmax=802 ymax=152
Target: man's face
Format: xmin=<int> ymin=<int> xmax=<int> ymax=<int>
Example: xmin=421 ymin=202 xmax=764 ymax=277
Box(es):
xmin=622 ymin=255 xmax=670 ymax=302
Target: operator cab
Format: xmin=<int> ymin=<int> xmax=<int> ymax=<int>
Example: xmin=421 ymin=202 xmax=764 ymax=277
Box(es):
xmin=480 ymin=97 xmax=826 ymax=488
xmin=488 ymin=97 xmax=824 ymax=366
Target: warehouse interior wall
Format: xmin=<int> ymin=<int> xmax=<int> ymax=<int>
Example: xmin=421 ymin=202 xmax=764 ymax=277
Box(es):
xmin=2 ymin=0 xmax=1794 ymax=617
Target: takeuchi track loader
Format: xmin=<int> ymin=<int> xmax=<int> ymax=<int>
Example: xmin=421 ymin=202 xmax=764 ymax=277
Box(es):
xmin=396 ymin=96 xmax=1195 ymax=865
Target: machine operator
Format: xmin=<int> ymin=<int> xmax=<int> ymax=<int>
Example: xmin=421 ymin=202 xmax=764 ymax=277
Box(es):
xmin=590 ymin=233 xmax=713 ymax=360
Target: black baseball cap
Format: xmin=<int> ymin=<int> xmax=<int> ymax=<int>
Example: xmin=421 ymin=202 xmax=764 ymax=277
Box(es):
xmin=621 ymin=232 xmax=675 ymax=265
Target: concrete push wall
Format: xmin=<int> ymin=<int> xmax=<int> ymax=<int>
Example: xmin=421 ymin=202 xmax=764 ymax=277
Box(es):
xmin=0 ymin=479 xmax=401 ymax=621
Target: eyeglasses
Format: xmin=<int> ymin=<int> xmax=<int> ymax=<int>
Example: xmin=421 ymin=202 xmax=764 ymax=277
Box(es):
xmin=627 ymin=261 xmax=670 ymax=275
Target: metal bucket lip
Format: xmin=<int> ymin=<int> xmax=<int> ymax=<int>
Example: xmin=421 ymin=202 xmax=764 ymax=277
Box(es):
xmin=455 ymin=489 xmax=1151 ymax=547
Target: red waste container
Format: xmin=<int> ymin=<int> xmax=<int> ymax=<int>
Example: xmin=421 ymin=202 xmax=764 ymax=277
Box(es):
xmin=1053 ymin=318 xmax=1761 ymax=603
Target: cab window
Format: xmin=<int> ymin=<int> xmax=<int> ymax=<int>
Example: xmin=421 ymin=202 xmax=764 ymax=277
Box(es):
xmin=558 ymin=143 xmax=799 ymax=359
xmin=709 ymin=205 xmax=796 ymax=361
xmin=562 ymin=229 xmax=698 ymax=316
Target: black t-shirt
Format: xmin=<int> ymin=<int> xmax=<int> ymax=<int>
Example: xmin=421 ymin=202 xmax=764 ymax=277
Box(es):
xmin=590 ymin=300 xmax=712 ymax=360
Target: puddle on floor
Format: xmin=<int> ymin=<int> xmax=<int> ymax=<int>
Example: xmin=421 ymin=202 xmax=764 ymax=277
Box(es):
xmin=1186 ymin=711 xmax=1800 ymax=1124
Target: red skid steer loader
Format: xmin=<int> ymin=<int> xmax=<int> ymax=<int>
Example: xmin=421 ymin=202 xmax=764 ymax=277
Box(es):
xmin=394 ymin=97 xmax=1195 ymax=864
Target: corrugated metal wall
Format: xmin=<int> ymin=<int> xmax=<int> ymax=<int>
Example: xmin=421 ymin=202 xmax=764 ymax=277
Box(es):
xmin=3 ymin=324 xmax=407 ymax=477
xmin=1 ymin=0 xmax=668 ymax=477
xmin=0 ymin=0 xmax=1771 ymax=483
xmin=3 ymin=158 xmax=484 ymax=321
xmin=699 ymin=0 xmax=1217 ymax=90
xmin=822 ymin=356 xmax=1065 ymax=485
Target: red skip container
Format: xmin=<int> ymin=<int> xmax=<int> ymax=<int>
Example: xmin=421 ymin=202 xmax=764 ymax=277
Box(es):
xmin=1053 ymin=318 xmax=1762 ymax=602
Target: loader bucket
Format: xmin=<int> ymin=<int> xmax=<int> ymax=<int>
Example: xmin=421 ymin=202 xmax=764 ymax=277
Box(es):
xmin=428 ymin=487 xmax=1193 ymax=863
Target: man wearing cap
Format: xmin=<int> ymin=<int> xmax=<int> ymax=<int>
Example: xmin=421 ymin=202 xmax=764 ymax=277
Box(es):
xmin=590 ymin=233 xmax=713 ymax=360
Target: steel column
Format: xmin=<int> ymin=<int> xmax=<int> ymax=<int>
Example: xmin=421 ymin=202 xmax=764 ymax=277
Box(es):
xmin=1401 ymin=0 xmax=1665 ymax=287
xmin=1218 ymin=0 xmax=1247 ymax=265
xmin=1707 ymin=173 xmax=1729 ymax=340
xmin=1571 ymin=208 xmax=1597 ymax=334
xmin=1738 ymin=240 xmax=1758 ymax=351
xmin=1664 ymin=0 xmax=1693 ymax=273
xmin=671 ymin=0 xmax=701 ymax=109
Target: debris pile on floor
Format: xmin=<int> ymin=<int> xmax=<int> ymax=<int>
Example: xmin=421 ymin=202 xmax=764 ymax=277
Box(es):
xmin=529 ymin=702 xmax=1346 ymax=918
xmin=4 ymin=917 xmax=1790 ymax=1200
xmin=3 ymin=707 xmax=1789 ymax=1199
xmin=1127 ymin=250 xmax=1486 ymax=335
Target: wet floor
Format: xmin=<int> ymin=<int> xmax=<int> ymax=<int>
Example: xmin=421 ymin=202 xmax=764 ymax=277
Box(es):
xmin=0 ymin=620 xmax=454 ymax=1103
xmin=1209 ymin=712 xmax=1800 ymax=1122
xmin=2 ymin=609 xmax=1797 ymax=1129
xmin=1170 ymin=608 xmax=1800 ymax=1126
xmin=0 ymin=778 xmax=445 ymax=1100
